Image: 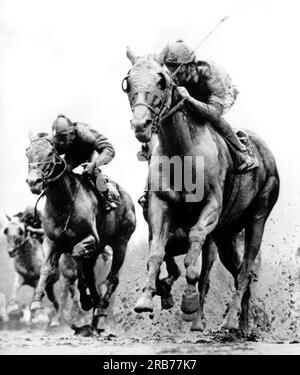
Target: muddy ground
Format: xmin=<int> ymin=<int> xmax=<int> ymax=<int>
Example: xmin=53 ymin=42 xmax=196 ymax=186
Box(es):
xmin=1 ymin=198 xmax=300 ymax=355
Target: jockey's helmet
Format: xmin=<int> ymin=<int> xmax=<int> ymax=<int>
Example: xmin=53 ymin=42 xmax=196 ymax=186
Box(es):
xmin=52 ymin=114 xmax=74 ymax=136
xmin=52 ymin=115 xmax=75 ymax=151
xmin=161 ymin=40 xmax=196 ymax=66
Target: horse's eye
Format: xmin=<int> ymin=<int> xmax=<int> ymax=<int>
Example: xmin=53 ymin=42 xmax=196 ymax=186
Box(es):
xmin=121 ymin=76 xmax=131 ymax=93
xmin=157 ymin=73 xmax=166 ymax=90
xmin=4 ymin=228 xmax=8 ymax=235
xmin=18 ymin=228 xmax=24 ymax=236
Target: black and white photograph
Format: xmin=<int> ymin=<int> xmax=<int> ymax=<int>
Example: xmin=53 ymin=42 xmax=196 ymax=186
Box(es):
xmin=1 ymin=0 xmax=300 ymax=358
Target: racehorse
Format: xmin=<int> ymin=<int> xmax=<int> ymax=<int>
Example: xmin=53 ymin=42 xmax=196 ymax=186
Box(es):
xmin=122 ymin=50 xmax=279 ymax=333
xmin=26 ymin=133 xmax=136 ymax=329
xmin=3 ymin=214 xmax=81 ymax=326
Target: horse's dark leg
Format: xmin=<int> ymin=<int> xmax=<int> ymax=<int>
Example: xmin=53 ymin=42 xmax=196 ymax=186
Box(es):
xmin=191 ymin=237 xmax=217 ymax=330
xmin=30 ymin=238 xmax=60 ymax=311
xmin=76 ymin=260 xmax=93 ymax=311
xmin=182 ymin=195 xmax=220 ymax=317
xmin=214 ymin=230 xmax=242 ymax=289
xmin=134 ymin=194 xmax=171 ymax=313
xmin=156 ymin=255 xmax=181 ymax=310
xmin=94 ymin=237 xmax=128 ymax=320
xmin=222 ymin=176 xmax=279 ymax=330
xmin=81 ymin=258 xmax=100 ymax=308
xmin=156 ymin=231 xmax=187 ymax=310
xmin=240 ymin=285 xmax=251 ymax=335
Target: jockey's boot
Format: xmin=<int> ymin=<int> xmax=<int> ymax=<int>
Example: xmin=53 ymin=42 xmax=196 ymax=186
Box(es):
xmin=236 ymin=149 xmax=259 ymax=173
xmin=94 ymin=169 xmax=118 ymax=212
xmin=137 ymin=143 xmax=151 ymax=161
xmin=138 ymin=192 xmax=148 ymax=209
xmin=101 ymin=189 xmax=118 ymax=212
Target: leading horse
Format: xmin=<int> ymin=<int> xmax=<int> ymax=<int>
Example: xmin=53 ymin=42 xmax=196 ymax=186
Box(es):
xmin=26 ymin=133 xmax=136 ymax=329
xmin=123 ymin=50 xmax=279 ymax=333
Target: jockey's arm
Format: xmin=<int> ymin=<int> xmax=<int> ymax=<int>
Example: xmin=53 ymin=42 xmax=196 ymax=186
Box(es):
xmin=26 ymin=226 xmax=44 ymax=235
xmin=186 ymin=96 xmax=224 ymax=123
xmin=94 ymin=147 xmax=115 ymax=167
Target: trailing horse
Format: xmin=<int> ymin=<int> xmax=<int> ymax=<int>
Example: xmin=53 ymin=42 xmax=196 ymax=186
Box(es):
xmin=26 ymin=133 xmax=136 ymax=329
xmin=3 ymin=214 xmax=80 ymax=326
xmin=123 ymin=50 xmax=279 ymax=333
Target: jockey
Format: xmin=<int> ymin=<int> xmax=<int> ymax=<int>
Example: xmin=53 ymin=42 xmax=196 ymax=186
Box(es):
xmin=139 ymin=40 xmax=259 ymax=172
xmin=51 ymin=114 xmax=117 ymax=211
xmin=19 ymin=206 xmax=44 ymax=243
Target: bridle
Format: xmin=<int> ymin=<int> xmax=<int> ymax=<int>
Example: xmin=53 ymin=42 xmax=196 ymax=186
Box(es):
xmin=122 ymin=69 xmax=181 ymax=134
xmin=28 ymin=137 xmax=67 ymax=189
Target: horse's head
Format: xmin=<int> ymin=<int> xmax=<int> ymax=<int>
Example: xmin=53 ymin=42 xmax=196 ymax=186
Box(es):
xmin=122 ymin=48 xmax=174 ymax=143
xmin=26 ymin=132 xmax=65 ymax=194
xmin=3 ymin=215 xmax=27 ymax=257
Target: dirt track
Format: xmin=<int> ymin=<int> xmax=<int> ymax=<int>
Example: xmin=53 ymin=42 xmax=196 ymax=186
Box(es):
xmin=1 ymin=327 xmax=300 ymax=355
xmin=1 ymin=195 xmax=300 ymax=355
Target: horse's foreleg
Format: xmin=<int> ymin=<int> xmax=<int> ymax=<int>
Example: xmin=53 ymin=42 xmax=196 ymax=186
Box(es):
xmin=182 ymin=196 xmax=220 ymax=317
xmin=7 ymin=273 xmax=23 ymax=314
xmin=156 ymin=256 xmax=181 ymax=310
xmin=30 ymin=238 xmax=59 ymax=311
xmin=191 ymin=237 xmax=217 ymax=330
xmin=134 ymin=195 xmax=170 ymax=313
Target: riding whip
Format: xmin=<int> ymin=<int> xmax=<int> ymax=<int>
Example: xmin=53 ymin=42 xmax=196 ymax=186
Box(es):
xmin=172 ymin=16 xmax=230 ymax=79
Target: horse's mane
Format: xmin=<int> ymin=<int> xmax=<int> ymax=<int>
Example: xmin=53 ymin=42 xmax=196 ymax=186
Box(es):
xmin=35 ymin=132 xmax=50 ymax=139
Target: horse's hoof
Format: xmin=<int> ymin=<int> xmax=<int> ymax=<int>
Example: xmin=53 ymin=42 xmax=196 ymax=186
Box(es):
xmin=182 ymin=311 xmax=198 ymax=322
xmin=222 ymin=311 xmax=240 ymax=330
xmin=181 ymin=288 xmax=199 ymax=315
xmin=49 ymin=316 xmax=61 ymax=328
xmin=71 ymin=324 xmax=94 ymax=337
xmin=134 ymin=294 xmax=154 ymax=313
xmin=30 ymin=300 xmax=43 ymax=311
xmin=191 ymin=317 xmax=206 ymax=332
xmin=161 ymin=295 xmax=175 ymax=310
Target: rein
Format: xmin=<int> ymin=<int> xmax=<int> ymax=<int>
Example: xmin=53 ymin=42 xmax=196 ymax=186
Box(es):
xmin=28 ymin=137 xmax=82 ymax=235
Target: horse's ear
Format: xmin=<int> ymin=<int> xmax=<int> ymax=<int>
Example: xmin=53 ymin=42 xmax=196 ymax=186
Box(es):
xmin=126 ymin=46 xmax=137 ymax=65
xmin=28 ymin=130 xmax=34 ymax=142
xmin=5 ymin=214 xmax=11 ymax=222
xmin=157 ymin=52 xmax=165 ymax=66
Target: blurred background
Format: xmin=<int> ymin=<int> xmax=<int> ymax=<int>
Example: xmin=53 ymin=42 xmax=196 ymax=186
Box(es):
xmin=1 ymin=0 xmax=300 ymax=339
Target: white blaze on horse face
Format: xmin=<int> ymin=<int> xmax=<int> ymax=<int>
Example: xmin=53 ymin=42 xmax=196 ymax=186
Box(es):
xmin=4 ymin=219 xmax=26 ymax=255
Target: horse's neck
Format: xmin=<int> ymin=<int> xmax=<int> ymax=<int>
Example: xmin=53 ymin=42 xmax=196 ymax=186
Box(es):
xmin=45 ymin=172 xmax=75 ymax=209
xmin=159 ymin=109 xmax=205 ymax=156
xmin=15 ymin=238 xmax=34 ymax=261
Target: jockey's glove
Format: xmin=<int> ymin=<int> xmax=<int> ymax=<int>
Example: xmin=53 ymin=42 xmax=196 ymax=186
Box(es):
xmin=82 ymin=161 xmax=96 ymax=176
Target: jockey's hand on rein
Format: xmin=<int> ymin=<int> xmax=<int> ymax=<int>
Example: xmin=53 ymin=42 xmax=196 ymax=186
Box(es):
xmin=176 ymin=86 xmax=190 ymax=101
xmin=81 ymin=162 xmax=96 ymax=176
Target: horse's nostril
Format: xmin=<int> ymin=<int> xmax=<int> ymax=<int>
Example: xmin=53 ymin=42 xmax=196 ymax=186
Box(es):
xmin=144 ymin=119 xmax=152 ymax=128
xmin=35 ymin=178 xmax=43 ymax=185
